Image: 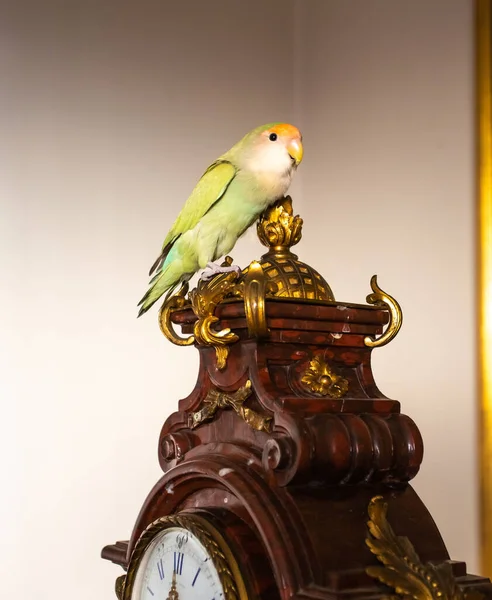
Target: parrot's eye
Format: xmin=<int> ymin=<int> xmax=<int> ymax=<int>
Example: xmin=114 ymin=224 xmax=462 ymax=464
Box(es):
xmin=269 ymin=133 xmax=277 ymax=141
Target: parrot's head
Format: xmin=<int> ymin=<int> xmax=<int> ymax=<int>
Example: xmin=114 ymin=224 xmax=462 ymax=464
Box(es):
xmin=238 ymin=123 xmax=303 ymax=176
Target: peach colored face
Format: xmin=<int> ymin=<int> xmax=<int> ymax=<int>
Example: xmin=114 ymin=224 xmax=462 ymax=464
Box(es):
xmin=260 ymin=123 xmax=303 ymax=166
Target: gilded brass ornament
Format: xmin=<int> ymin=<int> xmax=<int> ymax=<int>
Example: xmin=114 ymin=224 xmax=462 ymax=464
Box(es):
xmin=257 ymin=195 xmax=303 ymax=249
xmin=159 ymin=257 xmax=240 ymax=369
xmin=190 ymin=380 xmax=271 ymax=432
xmin=246 ymin=196 xmax=335 ymax=302
xmin=159 ymin=282 xmax=194 ymax=346
xmin=243 ymin=261 xmax=269 ymax=339
xmin=188 ymin=257 xmax=240 ymax=369
xmin=121 ymin=513 xmax=248 ymax=600
xmin=365 ymin=496 xmax=484 ymax=600
xmin=301 ymin=355 xmax=348 ymax=398
xmin=364 ymin=275 xmax=403 ymax=348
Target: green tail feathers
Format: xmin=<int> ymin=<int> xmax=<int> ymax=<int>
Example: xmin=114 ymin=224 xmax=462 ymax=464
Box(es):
xmin=137 ymin=268 xmax=178 ymax=317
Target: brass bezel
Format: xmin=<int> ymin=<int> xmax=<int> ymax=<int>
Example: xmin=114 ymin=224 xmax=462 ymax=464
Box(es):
xmin=121 ymin=513 xmax=250 ymax=600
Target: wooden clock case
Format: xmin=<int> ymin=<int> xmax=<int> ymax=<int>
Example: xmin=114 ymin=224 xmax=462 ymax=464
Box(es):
xmin=102 ymin=199 xmax=492 ymax=599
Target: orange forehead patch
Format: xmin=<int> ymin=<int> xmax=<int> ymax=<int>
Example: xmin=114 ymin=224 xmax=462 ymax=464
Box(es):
xmin=269 ymin=123 xmax=301 ymax=138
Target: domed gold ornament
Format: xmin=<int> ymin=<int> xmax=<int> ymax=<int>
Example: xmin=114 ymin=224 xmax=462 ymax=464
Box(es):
xmin=247 ymin=196 xmax=335 ymax=301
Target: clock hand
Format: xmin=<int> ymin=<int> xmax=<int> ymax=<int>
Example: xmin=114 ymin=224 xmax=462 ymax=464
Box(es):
xmin=166 ymin=570 xmax=179 ymax=600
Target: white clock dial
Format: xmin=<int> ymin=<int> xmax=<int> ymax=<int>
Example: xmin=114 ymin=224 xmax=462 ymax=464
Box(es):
xmin=131 ymin=526 xmax=225 ymax=600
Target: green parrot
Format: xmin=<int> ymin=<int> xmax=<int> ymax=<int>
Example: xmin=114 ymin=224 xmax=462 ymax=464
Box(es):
xmin=137 ymin=122 xmax=303 ymax=316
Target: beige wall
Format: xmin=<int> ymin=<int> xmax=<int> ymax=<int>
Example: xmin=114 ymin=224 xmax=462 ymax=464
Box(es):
xmin=1 ymin=2 xmax=297 ymax=597
xmin=297 ymin=0 xmax=477 ymax=569
xmin=1 ymin=1 xmax=477 ymax=598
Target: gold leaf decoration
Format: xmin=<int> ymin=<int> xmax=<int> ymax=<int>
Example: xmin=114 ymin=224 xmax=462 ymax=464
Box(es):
xmin=366 ymin=496 xmax=484 ymax=600
xmin=301 ymin=356 xmax=348 ymax=398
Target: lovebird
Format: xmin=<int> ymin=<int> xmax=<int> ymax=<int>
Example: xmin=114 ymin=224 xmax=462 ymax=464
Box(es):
xmin=137 ymin=122 xmax=303 ymax=316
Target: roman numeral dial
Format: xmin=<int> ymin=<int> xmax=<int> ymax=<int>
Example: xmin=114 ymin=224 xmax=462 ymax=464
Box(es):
xmin=133 ymin=525 xmax=226 ymax=600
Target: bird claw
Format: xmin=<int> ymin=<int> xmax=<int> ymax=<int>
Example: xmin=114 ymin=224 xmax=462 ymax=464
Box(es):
xmin=201 ymin=262 xmax=242 ymax=281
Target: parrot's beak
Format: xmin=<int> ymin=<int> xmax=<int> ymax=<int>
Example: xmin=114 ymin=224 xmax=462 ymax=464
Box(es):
xmin=287 ymin=139 xmax=303 ymax=166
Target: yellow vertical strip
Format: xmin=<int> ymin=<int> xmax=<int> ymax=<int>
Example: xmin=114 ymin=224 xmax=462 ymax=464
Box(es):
xmin=478 ymin=0 xmax=492 ymax=577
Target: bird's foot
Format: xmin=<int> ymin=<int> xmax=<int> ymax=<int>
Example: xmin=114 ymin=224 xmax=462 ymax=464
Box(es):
xmin=201 ymin=261 xmax=242 ymax=281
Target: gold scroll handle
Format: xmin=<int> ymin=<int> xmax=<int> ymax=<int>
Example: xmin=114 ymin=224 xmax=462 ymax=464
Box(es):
xmin=364 ymin=275 xmax=403 ymax=348
xmin=159 ymin=282 xmax=194 ymax=347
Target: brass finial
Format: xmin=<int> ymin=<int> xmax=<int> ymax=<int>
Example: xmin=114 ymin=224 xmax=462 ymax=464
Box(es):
xmin=257 ymin=196 xmax=303 ymax=250
xmin=251 ymin=197 xmax=335 ymax=302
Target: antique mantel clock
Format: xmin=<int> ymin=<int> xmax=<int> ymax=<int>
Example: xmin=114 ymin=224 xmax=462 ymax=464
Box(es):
xmin=102 ymin=198 xmax=492 ymax=600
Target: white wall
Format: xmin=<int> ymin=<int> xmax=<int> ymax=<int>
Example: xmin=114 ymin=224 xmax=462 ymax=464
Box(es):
xmin=0 ymin=1 xmax=477 ymax=598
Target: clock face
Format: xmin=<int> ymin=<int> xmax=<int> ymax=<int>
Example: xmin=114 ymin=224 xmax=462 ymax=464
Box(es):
xmin=130 ymin=526 xmax=225 ymax=600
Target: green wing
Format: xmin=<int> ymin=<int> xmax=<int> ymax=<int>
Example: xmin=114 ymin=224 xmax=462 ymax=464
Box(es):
xmin=149 ymin=160 xmax=236 ymax=275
